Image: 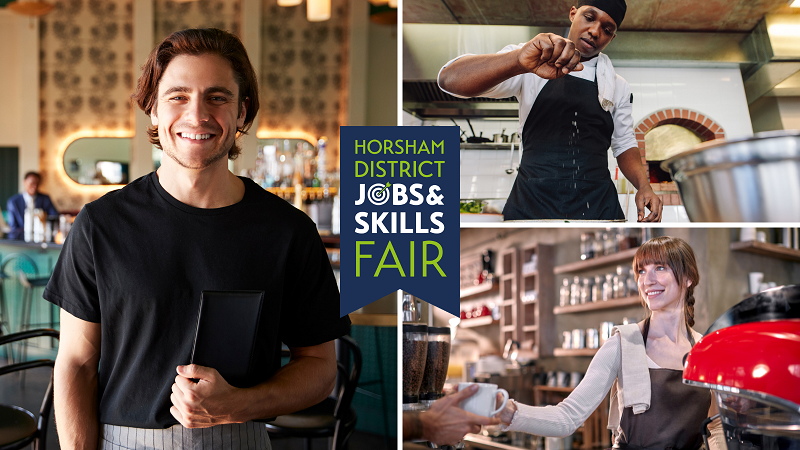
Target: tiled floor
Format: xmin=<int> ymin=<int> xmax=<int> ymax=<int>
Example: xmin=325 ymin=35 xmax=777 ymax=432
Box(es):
xmin=0 ymin=365 xmax=395 ymax=450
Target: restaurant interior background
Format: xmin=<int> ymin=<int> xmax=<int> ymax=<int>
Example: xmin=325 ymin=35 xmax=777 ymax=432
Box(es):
xmin=0 ymin=1 xmax=398 ymax=449
xmin=400 ymin=226 xmax=800 ymax=450
xmin=402 ymin=0 xmax=800 ymax=222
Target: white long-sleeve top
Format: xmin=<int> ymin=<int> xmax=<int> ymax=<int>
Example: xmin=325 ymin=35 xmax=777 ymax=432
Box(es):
xmin=503 ymin=334 xmax=624 ymax=438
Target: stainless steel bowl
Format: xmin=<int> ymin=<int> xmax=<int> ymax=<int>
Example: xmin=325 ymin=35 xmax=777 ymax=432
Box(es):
xmin=661 ymin=130 xmax=800 ymax=222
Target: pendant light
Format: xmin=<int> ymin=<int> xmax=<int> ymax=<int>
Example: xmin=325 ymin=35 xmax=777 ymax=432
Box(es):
xmin=6 ymin=0 xmax=55 ymax=16
xmin=277 ymin=0 xmax=303 ymax=6
xmin=307 ymin=0 xmax=330 ymax=22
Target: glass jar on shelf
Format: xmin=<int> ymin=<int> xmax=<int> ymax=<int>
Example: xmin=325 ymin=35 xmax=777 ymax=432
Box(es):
xmin=603 ymin=273 xmax=614 ymax=301
xmin=570 ymin=276 xmax=581 ymax=306
xmin=603 ymin=231 xmax=617 ymax=256
xmin=581 ymin=232 xmax=594 ymax=260
xmin=613 ymin=266 xmax=627 ymax=299
xmin=560 ymin=278 xmax=571 ymax=307
xmin=627 ymin=267 xmax=639 ymax=297
xmin=592 ymin=275 xmax=603 ymax=304
xmin=580 ymin=277 xmax=593 ymax=304
xmin=591 ymin=232 xmax=603 ymax=259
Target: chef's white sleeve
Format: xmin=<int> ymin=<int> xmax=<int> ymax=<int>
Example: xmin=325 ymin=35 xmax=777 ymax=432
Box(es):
xmin=437 ymin=43 xmax=526 ymax=100
xmin=501 ymin=334 xmax=621 ymax=437
xmin=610 ymin=75 xmax=638 ymax=158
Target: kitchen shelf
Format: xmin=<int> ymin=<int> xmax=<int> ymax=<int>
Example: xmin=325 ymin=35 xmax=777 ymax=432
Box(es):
xmin=460 ymin=143 xmax=520 ymax=151
xmin=522 ymin=324 xmax=538 ymax=332
xmin=522 ymin=271 xmax=538 ymax=277
xmin=554 ymin=247 xmax=639 ymax=274
xmin=459 ymin=316 xmax=498 ymax=328
xmin=553 ymin=296 xmax=641 ymax=314
xmin=460 ymin=278 xmax=499 ymax=299
xmin=554 ymin=348 xmax=599 ymax=357
xmin=730 ymin=240 xmax=800 ymax=263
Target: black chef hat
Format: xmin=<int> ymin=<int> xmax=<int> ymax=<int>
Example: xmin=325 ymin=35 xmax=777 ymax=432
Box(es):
xmin=577 ymin=0 xmax=627 ymax=29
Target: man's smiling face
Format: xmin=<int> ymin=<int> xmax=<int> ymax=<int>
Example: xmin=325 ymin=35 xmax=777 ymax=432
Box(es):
xmin=567 ymin=5 xmax=617 ymax=60
xmin=151 ymin=53 xmax=246 ymax=170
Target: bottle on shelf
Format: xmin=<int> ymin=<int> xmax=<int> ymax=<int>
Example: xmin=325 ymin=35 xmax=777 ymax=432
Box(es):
xmin=580 ymin=277 xmax=593 ymax=304
xmin=560 ymin=278 xmax=570 ymax=307
xmin=570 ymin=276 xmax=581 ymax=306
xmin=602 ymin=273 xmax=614 ymax=301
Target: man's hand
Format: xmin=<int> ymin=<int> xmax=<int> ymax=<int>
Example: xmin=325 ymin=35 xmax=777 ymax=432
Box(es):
xmin=170 ymin=364 xmax=243 ymax=428
xmin=635 ymin=186 xmax=663 ymax=222
xmin=517 ymin=33 xmax=584 ymax=79
xmin=420 ymin=384 xmax=501 ymax=446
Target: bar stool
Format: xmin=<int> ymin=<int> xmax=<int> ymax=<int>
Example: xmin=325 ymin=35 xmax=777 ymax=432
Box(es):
xmin=17 ymin=272 xmax=55 ymax=361
xmin=0 ymin=253 xmax=48 ymax=364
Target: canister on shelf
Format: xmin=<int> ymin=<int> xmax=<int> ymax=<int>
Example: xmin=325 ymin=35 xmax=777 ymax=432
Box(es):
xmin=600 ymin=321 xmax=615 ymax=345
xmin=562 ymin=331 xmax=572 ymax=349
xmin=586 ymin=328 xmax=600 ymax=349
xmin=580 ymin=277 xmax=593 ymax=304
xmin=592 ymin=275 xmax=603 ymax=305
xmin=613 ymin=266 xmax=626 ymax=298
xmin=560 ymin=278 xmax=570 ymax=307
xmin=572 ymin=329 xmax=586 ymax=349
xmin=602 ymin=274 xmax=614 ymax=301
xmin=570 ymin=276 xmax=581 ymax=306
xmin=627 ymin=267 xmax=639 ymax=297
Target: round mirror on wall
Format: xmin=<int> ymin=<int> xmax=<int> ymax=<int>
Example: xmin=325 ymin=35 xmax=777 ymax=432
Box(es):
xmin=63 ymin=137 xmax=132 ymax=185
xmin=253 ymin=138 xmax=316 ymax=189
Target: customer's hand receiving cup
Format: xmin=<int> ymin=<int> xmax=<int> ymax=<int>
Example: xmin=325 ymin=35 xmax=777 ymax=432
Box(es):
xmin=496 ymin=391 xmax=518 ymax=425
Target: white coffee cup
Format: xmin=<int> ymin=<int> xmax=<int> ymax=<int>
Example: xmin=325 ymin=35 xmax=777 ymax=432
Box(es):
xmin=749 ymin=272 xmax=764 ymax=295
xmin=458 ymin=382 xmax=509 ymax=417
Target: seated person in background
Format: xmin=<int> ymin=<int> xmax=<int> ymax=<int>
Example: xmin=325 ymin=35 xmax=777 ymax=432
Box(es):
xmin=6 ymin=171 xmax=59 ymax=240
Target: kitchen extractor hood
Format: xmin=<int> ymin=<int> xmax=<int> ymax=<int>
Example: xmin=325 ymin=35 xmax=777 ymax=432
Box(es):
xmin=404 ymin=20 xmax=800 ymax=118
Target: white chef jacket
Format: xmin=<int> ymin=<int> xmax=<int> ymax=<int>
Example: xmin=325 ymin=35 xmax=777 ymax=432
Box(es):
xmin=437 ymin=43 xmax=638 ymax=158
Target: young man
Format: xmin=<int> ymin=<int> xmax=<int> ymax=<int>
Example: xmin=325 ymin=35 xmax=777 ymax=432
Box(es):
xmin=45 ymin=28 xmax=350 ymax=449
xmin=439 ymin=0 xmax=662 ymax=222
xmin=6 ymin=171 xmax=59 ymax=240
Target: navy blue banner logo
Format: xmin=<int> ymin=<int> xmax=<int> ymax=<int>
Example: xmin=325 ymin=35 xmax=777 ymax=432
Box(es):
xmin=339 ymin=126 xmax=459 ymax=317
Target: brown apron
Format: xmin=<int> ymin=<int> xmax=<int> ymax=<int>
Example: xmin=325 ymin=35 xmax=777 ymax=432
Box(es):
xmin=613 ymin=319 xmax=711 ymax=450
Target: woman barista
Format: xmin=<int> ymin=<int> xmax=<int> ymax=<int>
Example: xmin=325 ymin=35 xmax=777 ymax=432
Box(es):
xmin=495 ymin=236 xmax=723 ymax=450
xmin=438 ymin=0 xmax=662 ymax=222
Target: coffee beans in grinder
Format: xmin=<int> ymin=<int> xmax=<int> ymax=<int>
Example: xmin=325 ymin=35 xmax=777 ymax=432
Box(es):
xmin=402 ymin=324 xmax=428 ymax=405
xmin=419 ymin=326 xmax=451 ymax=402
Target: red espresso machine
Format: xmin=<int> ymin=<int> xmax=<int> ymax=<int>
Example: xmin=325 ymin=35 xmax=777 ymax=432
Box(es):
xmin=683 ymin=285 xmax=800 ymax=450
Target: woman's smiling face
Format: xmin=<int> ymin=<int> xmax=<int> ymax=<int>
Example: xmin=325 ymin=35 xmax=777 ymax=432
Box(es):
xmin=637 ymin=263 xmax=686 ymax=312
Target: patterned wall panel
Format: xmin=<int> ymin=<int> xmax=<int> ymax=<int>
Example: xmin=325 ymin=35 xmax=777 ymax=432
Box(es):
xmin=260 ymin=0 xmax=350 ymax=171
xmin=153 ymin=0 xmax=241 ymax=43
xmin=39 ymin=0 xmax=134 ymax=211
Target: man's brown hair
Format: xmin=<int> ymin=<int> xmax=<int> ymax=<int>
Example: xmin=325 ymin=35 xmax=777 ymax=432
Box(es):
xmin=132 ymin=28 xmax=260 ymax=160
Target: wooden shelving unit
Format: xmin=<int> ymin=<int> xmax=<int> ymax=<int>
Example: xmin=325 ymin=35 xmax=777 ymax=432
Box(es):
xmin=554 ymin=247 xmax=639 ymax=274
xmin=553 ymin=296 xmax=641 ymax=314
xmin=458 ymin=316 xmax=498 ymax=328
xmin=554 ymin=348 xmax=599 ymax=357
xmin=460 ymin=278 xmax=499 ymax=299
xmin=499 ymin=248 xmax=519 ymax=345
xmin=519 ymin=244 xmax=555 ymax=358
xmin=730 ymin=240 xmax=800 ymax=263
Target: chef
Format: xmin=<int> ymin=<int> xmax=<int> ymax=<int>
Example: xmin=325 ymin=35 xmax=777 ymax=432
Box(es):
xmin=438 ymin=0 xmax=662 ymax=222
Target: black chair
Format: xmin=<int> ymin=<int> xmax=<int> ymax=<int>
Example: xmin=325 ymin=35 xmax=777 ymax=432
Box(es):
xmin=0 ymin=329 xmax=59 ymax=450
xmin=265 ymin=335 xmax=362 ymax=450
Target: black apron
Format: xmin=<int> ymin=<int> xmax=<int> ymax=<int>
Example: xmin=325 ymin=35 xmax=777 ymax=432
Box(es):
xmin=503 ymin=71 xmax=625 ymax=220
xmin=613 ymin=319 xmax=711 ymax=450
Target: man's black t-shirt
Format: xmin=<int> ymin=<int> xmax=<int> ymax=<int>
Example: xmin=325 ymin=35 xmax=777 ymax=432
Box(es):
xmin=44 ymin=172 xmax=351 ymax=428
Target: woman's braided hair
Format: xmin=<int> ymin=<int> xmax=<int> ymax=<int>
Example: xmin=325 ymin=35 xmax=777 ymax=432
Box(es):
xmin=632 ymin=236 xmax=699 ymax=340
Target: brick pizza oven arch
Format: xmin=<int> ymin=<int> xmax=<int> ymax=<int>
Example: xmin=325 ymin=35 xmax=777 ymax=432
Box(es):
xmin=634 ymin=108 xmax=726 ymax=164
xmin=631 ymin=108 xmax=726 ymax=207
